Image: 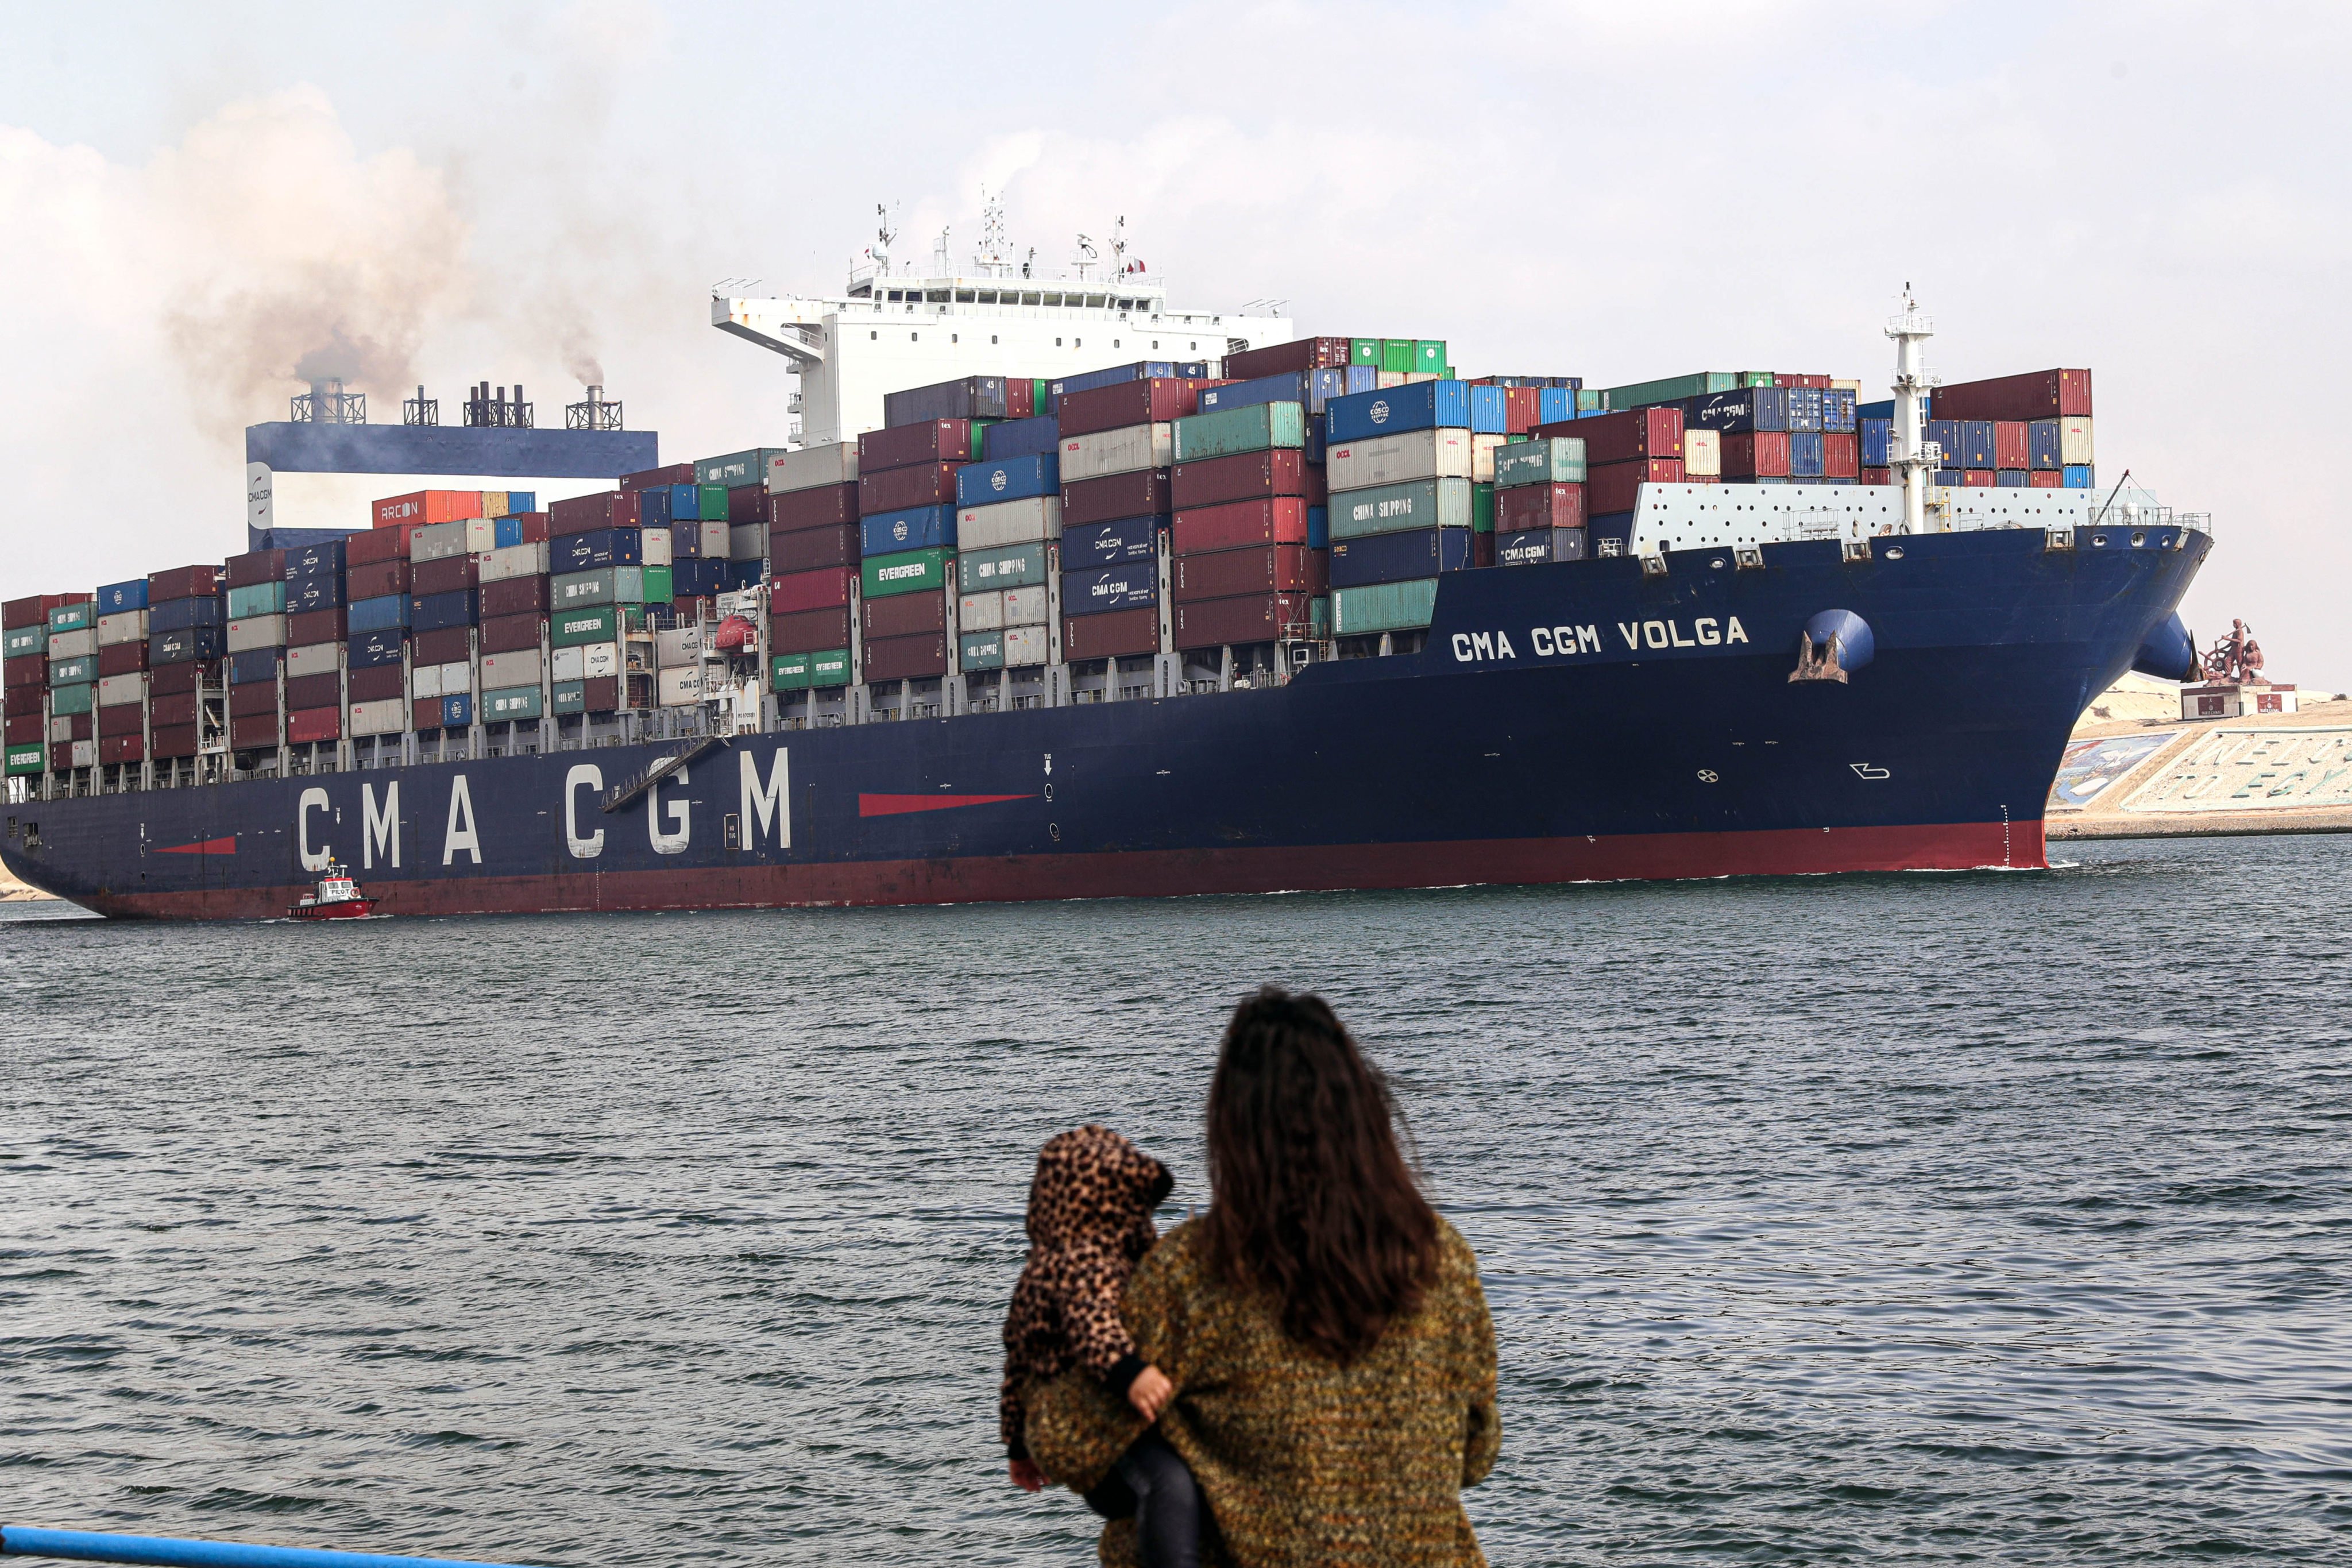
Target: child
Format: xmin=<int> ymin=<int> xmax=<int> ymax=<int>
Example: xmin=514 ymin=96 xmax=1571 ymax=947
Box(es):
xmin=1002 ymin=1124 xmax=1202 ymax=1568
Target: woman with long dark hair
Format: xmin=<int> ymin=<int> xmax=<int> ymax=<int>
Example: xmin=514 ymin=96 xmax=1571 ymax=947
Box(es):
xmin=1024 ymin=987 xmax=1499 ymax=1566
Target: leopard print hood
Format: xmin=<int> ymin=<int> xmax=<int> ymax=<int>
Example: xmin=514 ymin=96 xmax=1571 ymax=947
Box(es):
xmin=1025 ymin=1123 xmax=1174 ymax=1254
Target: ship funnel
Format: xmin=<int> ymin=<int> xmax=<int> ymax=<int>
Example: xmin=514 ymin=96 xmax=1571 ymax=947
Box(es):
xmin=290 ymin=379 xmax=366 ymax=424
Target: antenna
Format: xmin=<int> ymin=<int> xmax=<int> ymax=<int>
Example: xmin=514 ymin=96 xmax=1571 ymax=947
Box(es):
xmin=872 ymin=203 xmax=897 ymax=275
xmin=1110 ymin=215 xmax=1127 ymax=279
xmin=1073 ymin=232 xmax=1096 ymax=280
xmin=978 ymin=188 xmax=1010 ymax=275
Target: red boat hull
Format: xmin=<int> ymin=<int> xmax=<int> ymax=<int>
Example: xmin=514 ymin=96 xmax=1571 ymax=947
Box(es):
xmin=289 ymin=898 xmax=378 ymax=920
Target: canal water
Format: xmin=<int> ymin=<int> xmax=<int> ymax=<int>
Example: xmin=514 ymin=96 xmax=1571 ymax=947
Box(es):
xmin=2 ymin=835 xmax=2346 ymax=1565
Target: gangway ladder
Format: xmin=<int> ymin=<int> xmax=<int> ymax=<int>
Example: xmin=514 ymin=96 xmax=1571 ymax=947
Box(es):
xmin=600 ymin=735 xmax=729 ymax=814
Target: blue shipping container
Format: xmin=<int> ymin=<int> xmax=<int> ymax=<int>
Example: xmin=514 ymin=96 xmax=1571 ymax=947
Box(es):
xmin=1928 ymin=419 xmax=1993 ymax=467
xmin=1789 ymin=431 xmax=1826 ymax=478
xmin=283 ymin=541 xmax=345 ymax=579
xmin=725 ymin=560 xmax=764 ymax=592
xmin=1822 ymin=388 xmax=1856 ymax=433
xmin=148 ymin=626 xmax=225 ymax=665
xmin=1328 ymin=526 xmax=1474 ymax=590
xmin=1496 ymin=528 xmax=1588 ymax=566
xmin=1308 ymin=505 xmax=1329 ymax=550
xmin=493 ymin=515 xmax=523 ymax=549
xmin=1196 ymin=369 xmax=1350 ymax=417
xmin=149 ymin=596 xmax=226 ymax=634
xmin=670 ymin=521 xmax=701 ymax=558
xmin=1051 ymin=361 xmax=1176 ymax=399
xmin=1785 ymin=387 xmax=1824 ymax=433
xmin=1933 ymin=469 xmax=1966 ymax=486
xmin=1063 ymin=514 xmax=1160 ymax=568
xmin=410 ymin=589 xmax=477 ymax=632
xmin=95 ymin=578 xmax=150 ymax=615
xmin=1996 ymin=470 xmax=2030 ymax=486
xmin=1063 ymin=563 xmax=1158 ymax=616
xmin=1857 ymin=399 xmax=1895 ymax=422
xmin=983 ymin=415 xmax=1063 ymax=462
xmin=441 ymin=692 xmax=474 ymax=728
xmin=347 ymin=628 xmax=403 ymax=669
xmin=2063 ymin=465 xmax=2095 ymax=488
xmin=667 ymin=483 xmax=700 ymax=519
xmin=506 ymin=492 xmax=535 ymax=515
xmin=1687 ymin=388 xmax=1789 ymax=433
xmin=1588 ymin=511 xmax=1635 ymax=556
xmin=860 ymin=504 xmax=955 ymax=557
xmin=1469 ymin=384 xmax=1507 ymax=435
xmin=2027 ymin=419 xmax=2064 ymax=470
xmin=285 ymin=575 xmax=344 ymax=613
xmin=638 ymin=486 xmax=674 ymax=524
xmin=1325 ymin=380 xmax=1474 ymax=443
xmin=1536 ymin=387 xmax=1575 ymax=424
xmin=956 ymin=453 xmax=1059 ymax=508
xmin=229 ymin=647 xmax=282 ymax=685
xmin=672 ymin=558 xmax=727 ymax=596
xmin=1859 ymin=418 xmax=1893 ymax=467
xmin=555 ymin=528 xmax=643 ymax=571
xmin=347 ymin=593 xmax=410 ymax=634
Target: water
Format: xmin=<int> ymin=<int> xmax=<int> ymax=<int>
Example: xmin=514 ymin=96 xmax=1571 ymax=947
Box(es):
xmin=2 ymin=836 xmax=2348 ymax=1566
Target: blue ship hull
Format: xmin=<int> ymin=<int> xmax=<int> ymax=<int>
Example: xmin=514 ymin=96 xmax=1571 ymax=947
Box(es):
xmin=1 ymin=529 xmax=2206 ymax=919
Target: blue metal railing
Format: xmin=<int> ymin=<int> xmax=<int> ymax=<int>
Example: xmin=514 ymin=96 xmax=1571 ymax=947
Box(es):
xmin=0 ymin=1527 xmax=538 ymax=1568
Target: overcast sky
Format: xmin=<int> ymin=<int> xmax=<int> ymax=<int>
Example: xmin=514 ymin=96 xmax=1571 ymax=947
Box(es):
xmin=3 ymin=0 xmax=2346 ymax=687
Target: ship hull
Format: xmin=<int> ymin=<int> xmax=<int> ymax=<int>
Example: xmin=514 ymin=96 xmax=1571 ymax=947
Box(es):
xmin=1 ymin=530 xmax=2204 ymax=920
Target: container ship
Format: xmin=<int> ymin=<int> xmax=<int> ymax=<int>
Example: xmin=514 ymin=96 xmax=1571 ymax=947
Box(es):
xmin=0 ymin=221 xmax=2208 ymax=919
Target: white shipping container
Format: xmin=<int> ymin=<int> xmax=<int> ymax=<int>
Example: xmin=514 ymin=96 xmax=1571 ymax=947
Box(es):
xmin=727 ymin=523 xmax=762 ymax=561
xmin=49 ymin=715 xmax=75 ymax=742
xmin=657 ymin=666 xmax=704 ymax=706
xmin=410 ymin=520 xmax=468 ymax=562
xmin=411 ymin=663 xmax=443 ymax=699
xmin=226 ymin=614 xmax=287 ymax=652
xmin=1376 ymin=371 xmax=1408 ymax=389
xmin=96 ymin=673 xmax=147 ymax=707
xmin=1003 ymin=623 xmax=1050 ymax=668
xmin=654 ymin=625 xmax=703 ymax=669
xmin=437 ymin=660 xmax=473 ymax=696
xmin=96 ymin=611 xmax=148 ymax=647
xmin=1002 ymin=584 xmax=1048 ymax=627
xmin=957 ymin=496 xmax=1063 ymax=552
xmin=959 ymin=591 xmax=1005 ymax=631
xmin=480 ymin=648 xmax=542 ymax=689
xmin=480 ymin=541 xmax=550 ymax=583
xmin=464 ymin=517 xmax=496 ymax=554
xmin=1683 ymin=428 xmax=1721 ymax=478
xmin=2060 ymin=415 xmax=2094 ymax=465
xmin=580 ymin=640 xmax=620 ymax=681
xmin=49 ymin=627 xmax=98 ymax=659
xmin=349 ymin=698 xmax=406 ymax=737
xmin=767 ymin=442 xmax=858 ymax=495
xmin=550 ymin=645 xmax=583 ymax=682
xmin=641 ymin=526 xmax=674 ymax=566
xmin=1059 ymin=422 xmax=1172 ymax=482
xmin=1326 ymin=429 xmax=1474 ymax=491
xmin=1470 ymin=433 xmax=1505 ymax=484
xmin=286 ymin=641 xmax=340 ymax=678
xmin=69 ymin=739 xmax=95 ymax=770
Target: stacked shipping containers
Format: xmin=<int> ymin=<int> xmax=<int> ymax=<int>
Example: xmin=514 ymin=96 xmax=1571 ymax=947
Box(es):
xmin=859 ymin=404 xmax=979 ymax=693
xmin=1324 ymin=378 xmax=1493 ymax=639
xmin=1168 ymin=396 xmax=1326 ymax=655
xmin=767 ymin=443 xmax=862 ymax=706
xmin=148 ymin=565 xmax=224 ymax=764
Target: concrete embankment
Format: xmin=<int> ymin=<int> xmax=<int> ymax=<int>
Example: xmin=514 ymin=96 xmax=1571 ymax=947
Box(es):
xmin=2045 ymin=691 xmax=2352 ymax=841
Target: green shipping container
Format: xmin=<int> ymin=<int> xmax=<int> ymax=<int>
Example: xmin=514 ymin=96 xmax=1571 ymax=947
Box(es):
xmin=482 ymin=684 xmax=543 ymax=721
xmin=1379 ymin=338 xmax=1416 ymax=374
xmin=1350 ymin=338 xmax=1382 ymax=368
xmin=1596 ymin=372 xmax=1736 ymax=410
xmin=959 ymin=628 xmax=1006 ymax=671
xmin=695 ymin=448 xmax=786 ymax=488
xmin=1472 ymin=482 xmax=1494 ymax=535
xmin=1328 ymin=478 xmax=1474 ymax=540
xmin=551 ymin=603 xmax=625 ymax=647
xmin=863 ymin=547 xmax=951 ymax=600
xmin=1493 ymin=436 xmax=1589 ymax=488
xmin=552 ymin=566 xmax=646 ymax=609
xmin=1577 ymin=389 xmax=1604 ymax=412
xmin=643 ymin=565 xmax=673 ymax=604
xmin=959 ymin=542 xmax=1049 ymax=594
xmin=809 ymin=648 xmax=852 ymax=688
xmin=49 ymin=654 xmax=96 ymax=685
xmin=1737 ymin=370 xmax=1777 ymax=388
xmin=5 ymin=624 xmax=48 ymax=657
xmin=47 ymin=602 xmax=94 ymax=633
xmin=698 ymin=482 xmax=730 ymax=521
xmin=771 ymin=651 xmax=813 ymax=691
xmin=551 ymin=680 xmax=586 ymax=716
xmin=49 ymin=681 xmax=94 ymax=715
xmin=1414 ymin=340 xmax=1447 ymax=373
xmin=226 ymin=580 xmax=286 ymax=618
xmin=1172 ymin=401 xmax=1308 ymax=462
xmin=1332 ymin=578 xmax=1439 ymax=635
xmin=5 ymin=741 xmax=44 ymax=775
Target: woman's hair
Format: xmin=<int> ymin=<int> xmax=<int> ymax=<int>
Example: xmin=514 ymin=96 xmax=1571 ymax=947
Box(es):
xmin=1200 ymin=987 xmax=1441 ymax=1362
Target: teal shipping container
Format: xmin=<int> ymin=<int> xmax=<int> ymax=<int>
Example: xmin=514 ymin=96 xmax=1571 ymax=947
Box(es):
xmin=958 ymin=628 xmax=1006 ymax=671
xmin=226 ymin=580 xmax=287 ymax=619
xmin=1328 ymin=478 xmax=1475 ymax=540
xmin=1595 ymin=372 xmax=1736 ymax=410
xmin=49 ymin=681 xmax=96 ymax=715
xmin=1493 ymin=437 xmax=1588 ymax=488
xmin=47 ymin=602 xmax=95 ymax=634
xmin=481 ymin=684 xmax=544 ymax=721
xmin=551 ymin=680 xmax=586 ymax=716
xmin=1172 ymin=401 xmax=1308 ymax=462
xmin=957 ymin=542 xmax=1050 ymax=594
xmin=1331 ymin=578 xmax=1440 ymax=635
xmin=552 ymin=566 xmax=647 ymax=609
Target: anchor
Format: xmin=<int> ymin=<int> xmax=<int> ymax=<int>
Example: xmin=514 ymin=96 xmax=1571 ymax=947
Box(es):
xmin=1788 ymin=608 xmax=1875 ymax=685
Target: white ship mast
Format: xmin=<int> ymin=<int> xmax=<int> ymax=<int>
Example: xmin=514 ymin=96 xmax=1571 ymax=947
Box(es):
xmin=1886 ymin=286 xmax=1938 ymax=534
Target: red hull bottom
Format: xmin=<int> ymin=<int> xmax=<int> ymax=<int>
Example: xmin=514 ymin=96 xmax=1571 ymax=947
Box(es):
xmin=289 ymin=900 xmax=378 ymax=920
xmin=72 ymin=819 xmax=2044 ymax=921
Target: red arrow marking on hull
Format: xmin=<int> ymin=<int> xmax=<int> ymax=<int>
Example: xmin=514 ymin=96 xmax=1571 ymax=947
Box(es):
xmin=858 ymin=793 xmax=1034 ymax=818
xmin=156 ymin=836 xmax=237 ymax=855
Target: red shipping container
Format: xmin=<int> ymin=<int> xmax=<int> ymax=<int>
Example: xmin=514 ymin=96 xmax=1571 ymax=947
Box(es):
xmin=1007 ymin=379 xmax=1035 ymax=420
xmin=1824 ymin=432 xmax=1860 ymax=480
xmin=374 ymin=490 xmax=481 ymax=528
xmin=727 ymin=484 xmax=767 ymax=524
xmin=858 ymin=419 xmax=975 ymax=473
xmin=480 ymin=576 xmax=549 ymax=618
xmin=859 ymin=462 xmax=958 ymax=515
xmin=230 ymin=682 xmax=279 ymax=718
xmin=411 ymin=698 xmax=443 ymax=732
xmin=96 ymin=639 xmax=148 ymax=677
xmin=150 ymin=723 xmax=198 ymax=759
xmin=285 ymin=672 xmax=339 ymax=710
xmin=4 ymin=653 xmax=43 ymax=688
xmin=55 ymin=711 xmax=94 ymax=740
xmin=345 ymin=559 xmax=413 ymax=600
xmin=288 ymin=707 xmax=342 ymax=744
xmin=511 ymin=512 xmax=550 ymax=544
xmin=226 ymin=548 xmax=285 ymax=589
xmin=863 ymin=631 xmax=948 ymax=683
xmin=148 ymin=565 xmax=222 ymax=602
xmin=773 ymin=522 xmax=860 ymax=574
xmin=1172 ymin=592 xmax=1318 ymax=650
xmin=479 ymin=613 xmax=540 ymax=654
xmin=1534 ymin=406 xmax=1681 ymax=464
xmin=771 ymin=607 xmax=851 ymax=654
xmin=1588 ymin=458 xmax=1683 ymax=515
xmin=863 ymin=590 xmax=946 ymax=640
xmin=1720 ymin=432 xmax=1791 ymax=478
xmin=2027 ymin=470 xmax=2063 ymax=489
xmin=770 ymin=481 xmax=860 ymax=532
xmin=1861 ymin=467 xmax=1891 ymax=486
xmin=1773 ymin=373 xmax=1831 ymax=389
xmin=287 ymin=608 xmax=348 ymax=646
xmin=1993 ymin=422 xmax=2029 ymax=470
xmin=345 ymin=524 xmax=420 ymax=567
xmin=770 ymin=566 xmax=854 ymax=615
xmin=1171 ymin=450 xmax=1314 ymax=510
xmin=620 ymin=463 xmax=697 ymax=491
xmin=48 ymin=741 xmax=74 ymax=772
xmin=349 ymin=665 xmax=404 ymax=702
xmin=1930 ymin=369 xmax=2092 ymax=422
xmin=1063 ymin=606 xmax=1161 ymax=661
xmin=412 ymin=554 xmax=480 ymax=595
xmin=151 ymin=690 xmax=198 ymax=725
xmin=584 ymin=675 xmax=619 ymax=713
xmin=3 ymin=685 xmax=41 ymax=719
xmin=1504 ymin=387 xmax=1541 ymax=434
xmin=1474 ymin=532 xmax=1496 ymax=569
xmin=1172 ymin=499 xmax=1310 ymax=555
xmin=98 ymin=702 xmax=144 ymax=737
xmin=3 ymin=595 xmax=54 ymax=629
xmin=412 ymin=626 xmax=470 ymax=665
xmin=230 ymin=713 xmax=281 ymax=749
xmin=1056 ymin=379 xmax=1205 ymax=438
xmin=1495 ymin=483 xmax=1587 ymax=534
xmin=1221 ymin=337 xmax=1355 ymax=379
xmin=1962 ymin=470 xmax=1997 ymax=487
xmin=1172 ymin=546 xmax=1325 ymax=603
xmin=548 ymin=490 xmax=640 ymax=536
xmin=4 ymin=713 xmax=39 ymax=744
xmin=1063 ymin=470 xmax=1172 ymax=528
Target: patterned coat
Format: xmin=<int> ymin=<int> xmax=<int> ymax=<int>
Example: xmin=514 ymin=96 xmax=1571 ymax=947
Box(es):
xmin=1024 ymin=1216 xmax=1500 ymax=1568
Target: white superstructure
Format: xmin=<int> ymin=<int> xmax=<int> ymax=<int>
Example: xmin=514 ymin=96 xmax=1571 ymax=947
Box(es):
xmin=712 ymin=207 xmax=1293 ymax=446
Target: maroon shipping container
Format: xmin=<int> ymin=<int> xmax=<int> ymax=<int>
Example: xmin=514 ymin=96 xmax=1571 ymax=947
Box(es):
xmin=1172 ymin=545 xmax=1325 ymax=603
xmin=1504 ymin=387 xmax=1541 ymax=435
xmin=1993 ymin=421 xmax=2029 ymax=470
xmin=1861 ymin=466 xmax=1892 ymax=486
xmin=288 ymin=607 xmax=349 ymax=646
xmin=859 ymin=462 xmax=958 ymax=515
xmin=288 ymin=708 xmax=342 ymax=745
xmin=344 ymin=559 xmax=414 ymax=599
xmin=1931 ymin=368 xmax=2092 ymax=422
xmin=149 ymin=667 xmax=199 ymax=702
xmin=99 ymin=732 xmax=145 ymax=766
xmin=479 ymin=612 xmax=541 ymax=654
xmin=727 ymin=484 xmax=767 ymax=524
xmin=286 ymin=671 xmax=340 ymax=710
xmin=229 ymin=682 xmax=277 ymax=719
xmin=480 ymin=576 xmax=549 ymax=619
xmin=1171 ymin=449 xmax=1313 ymax=510
xmin=3 ymin=596 xmax=53 ymax=630
xmin=1824 ymin=432 xmax=1860 ymax=480
xmin=97 ymin=702 xmax=144 ymax=737
xmin=1535 ymin=407 xmax=1681 ymax=464
xmin=770 ymin=606 xmax=852 ymax=654
xmin=1495 ymin=483 xmax=1588 ymax=534
xmin=863 ymin=631 xmax=948 ymax=683
xmin=412 ymin=554 xmax=480 ymax=595
xmin=584 ymin=675 xmax=620 ymax=714
xmin=769 ymin=481 xmax=860 ymax=532
xmin=55 ymin=711 xmax=94 ymax=740
xmin=1007 ymin=379 xmax=1036 ymax=420
xmin=1172 ymin=498 xmax=1311 ymax=555
xmin=1056 ymin=379 xmax=1207 ymax=438
xmin=1774 ymin=372 xmax=1831 ymax=390
xmin=2027 ymin=470 xmax=2061 ymax=489
xmin=863 ymin=590 xmax=946 ymax=640
xmin=770 ymin=566 xmax=854 ymax=615
xmin=1061 ymin=469 xmax=1172 ymax=528
xmin=349 ymin=665 xmax=405 ymax=702
xmin=1221 ymin=337 xmax=1355 ymax=379
xmin=48 ymin=741 xmax=73 ymax=772
xmin=1962 ymin=470 xmax=1997 ymax=487
xmin=511 ymin=512 xmax=550 ymax=544
xmin=412 ymin=626 xmax=471 ymax=665
xmin=411 ymin=698 xmax=444 ymax=732
xmin=150 ymin=723 xmax=197 ymax=759
xmin=230 ymin=713 xmax=281 ymax=750
xmin=1063 ymin=605 xmax=1160 ymax=661
xmin=1588 ymin=458 xmax=1683 ymax=515
xmin=548 ymin=490 xmax=641 ymax=536
xmin=620 ymin=463 xmax=697 ymax=491
xmin=1474 ymin=532 xmax=1497 ymax=569
xmin=148 ymin=565 xmax=222 ymax=603
xmin=858 ymin=419 xmax=975 ymax=473
xmin=3 ymin=685 xmax=41 ymax=719
xmin=98 ymin=639 xmax=149 ymax=677
xmin=3 ymin=653 xmax=43 ymax=689
xmin=771 ymin=521 xmax=860 ymax=574
xmin=1172 ymin=592 xmax=1317 ymax=651
xmin=1720 ymin=432 xmax=1791 ymax=479
xmin=346 ymin=525 xmax=418 ymax=567
xmin=4 ymin=713 xmax=39 ymax=744
xmin=226 ymin=548 xmax=285 ymax=589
